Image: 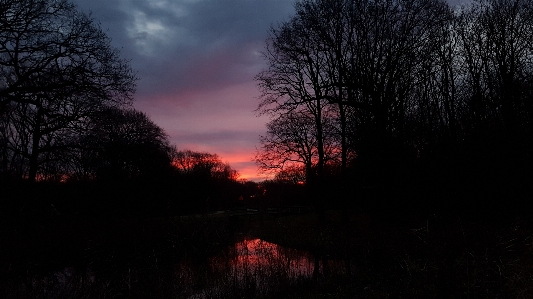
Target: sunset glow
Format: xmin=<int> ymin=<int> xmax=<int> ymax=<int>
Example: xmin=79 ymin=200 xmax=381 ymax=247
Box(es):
xmin=134 ymin=75 xmax=272 ymax=181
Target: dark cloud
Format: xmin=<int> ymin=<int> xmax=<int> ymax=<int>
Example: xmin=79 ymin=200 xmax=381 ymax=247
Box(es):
xmin=73 ymin=0 xmax=295 ymax=99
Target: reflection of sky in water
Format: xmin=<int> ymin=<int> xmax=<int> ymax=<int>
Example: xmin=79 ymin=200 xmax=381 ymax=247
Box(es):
xmin=182 ymin=238 xmax=319 ymax=298
xmin=220 ymin=238 xmax=315 ymax=277
xmin=30 ymin=237 xmax=350 ymax=299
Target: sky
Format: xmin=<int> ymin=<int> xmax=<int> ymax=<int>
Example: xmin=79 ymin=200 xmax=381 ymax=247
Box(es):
xmin=71 ymin=0 xmax=469 ymax=182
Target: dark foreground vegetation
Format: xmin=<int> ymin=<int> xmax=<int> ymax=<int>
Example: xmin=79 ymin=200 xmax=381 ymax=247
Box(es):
xmin=2 ymin=204 xmax=533 ymax=298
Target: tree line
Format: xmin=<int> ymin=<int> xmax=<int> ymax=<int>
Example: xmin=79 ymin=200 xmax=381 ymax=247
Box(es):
xmin=255 ymin=0 xmax=533 ymax=217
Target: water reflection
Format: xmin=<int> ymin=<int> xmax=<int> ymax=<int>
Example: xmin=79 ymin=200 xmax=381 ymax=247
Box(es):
xmin=187 ymin=237 xmax=319 ymax=298
xmin=8 ymin=237 xmax=348 ymax=298
xmin=214 ymin=238 xmax=315 ymax=277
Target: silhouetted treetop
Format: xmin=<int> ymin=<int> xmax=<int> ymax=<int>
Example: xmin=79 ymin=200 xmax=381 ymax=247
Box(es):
xmin=80 ymin=107 xmax=171 ymax=181
xmin=0 ymin=0 xmax=135 ymax=109
xmin=171 ymin=149 xmax=239 ymax=181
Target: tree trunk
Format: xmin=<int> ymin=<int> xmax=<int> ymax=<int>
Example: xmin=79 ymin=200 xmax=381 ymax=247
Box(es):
xmin=28 ymin=108 xmax=43 ymax=183
xmin=338 ymin=102 xmax=347 ymax=177
xmin=315 ymin=98 xmax=326 ymax=224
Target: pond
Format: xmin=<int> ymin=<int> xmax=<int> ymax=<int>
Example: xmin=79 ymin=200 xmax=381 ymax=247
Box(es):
xmin=185 ymin=237 xmax=317 ymax=298
xmin=215 ymin=238 xmax=316 ymax=277
xmin=5 ymin=235 xmax=349 ymax=299
xmin=168 ymin=236 xmax=345 ymax=298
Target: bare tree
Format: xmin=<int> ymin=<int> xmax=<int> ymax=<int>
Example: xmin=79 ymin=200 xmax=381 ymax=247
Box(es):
xmin=255 ymin=108 xmax=339 ymax=185
xmin=171 ymin=149 xmax=239 ymax=181
xmin=0 ymin=0 xmax=136 ymax=181
xmin=256 ymin=9 xmax=330 ymax=185
xmin=256 ymin=0 xmax=451 ymax=184
xmin=456 ymin=0 xmax=533 ymax=134
xmin=274 ymin=164 xmax=307 ymax=184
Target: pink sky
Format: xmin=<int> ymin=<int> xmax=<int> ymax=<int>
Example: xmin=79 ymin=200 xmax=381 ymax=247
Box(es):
xmin=135 ymin=82 xmax=270 ymax=181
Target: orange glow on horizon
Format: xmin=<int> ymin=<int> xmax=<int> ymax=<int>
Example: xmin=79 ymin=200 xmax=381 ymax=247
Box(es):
xmin=219 ymin=153 xmax=275 ymax=182
xmin=173 ymin=148 xmax=273 ymax=182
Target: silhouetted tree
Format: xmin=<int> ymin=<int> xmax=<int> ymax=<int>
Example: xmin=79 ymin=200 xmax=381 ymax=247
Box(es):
xmin=274 ymin=165 xmax=306 ymax=185
xmin=334 ymin=0 xmax=450 ymax=184
xmin=455 ymin=0 xmax=533 ymax=134
xmin=171 ymin=150 xmax=237 ymax=179
xmin=77 ymin=107 xmax=171 ymax=181
xmin=169 ymin=149 xmax=241 ymax=212
xmin=255 ymin=109 xmax=339 ymax=184
xmin=256 ymin=10 xmax=331 ymax=187
xmin=0 ymin=0 xmax=136 ymax=181
xmin=443 ymin=0 xmax=533 ymax=200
